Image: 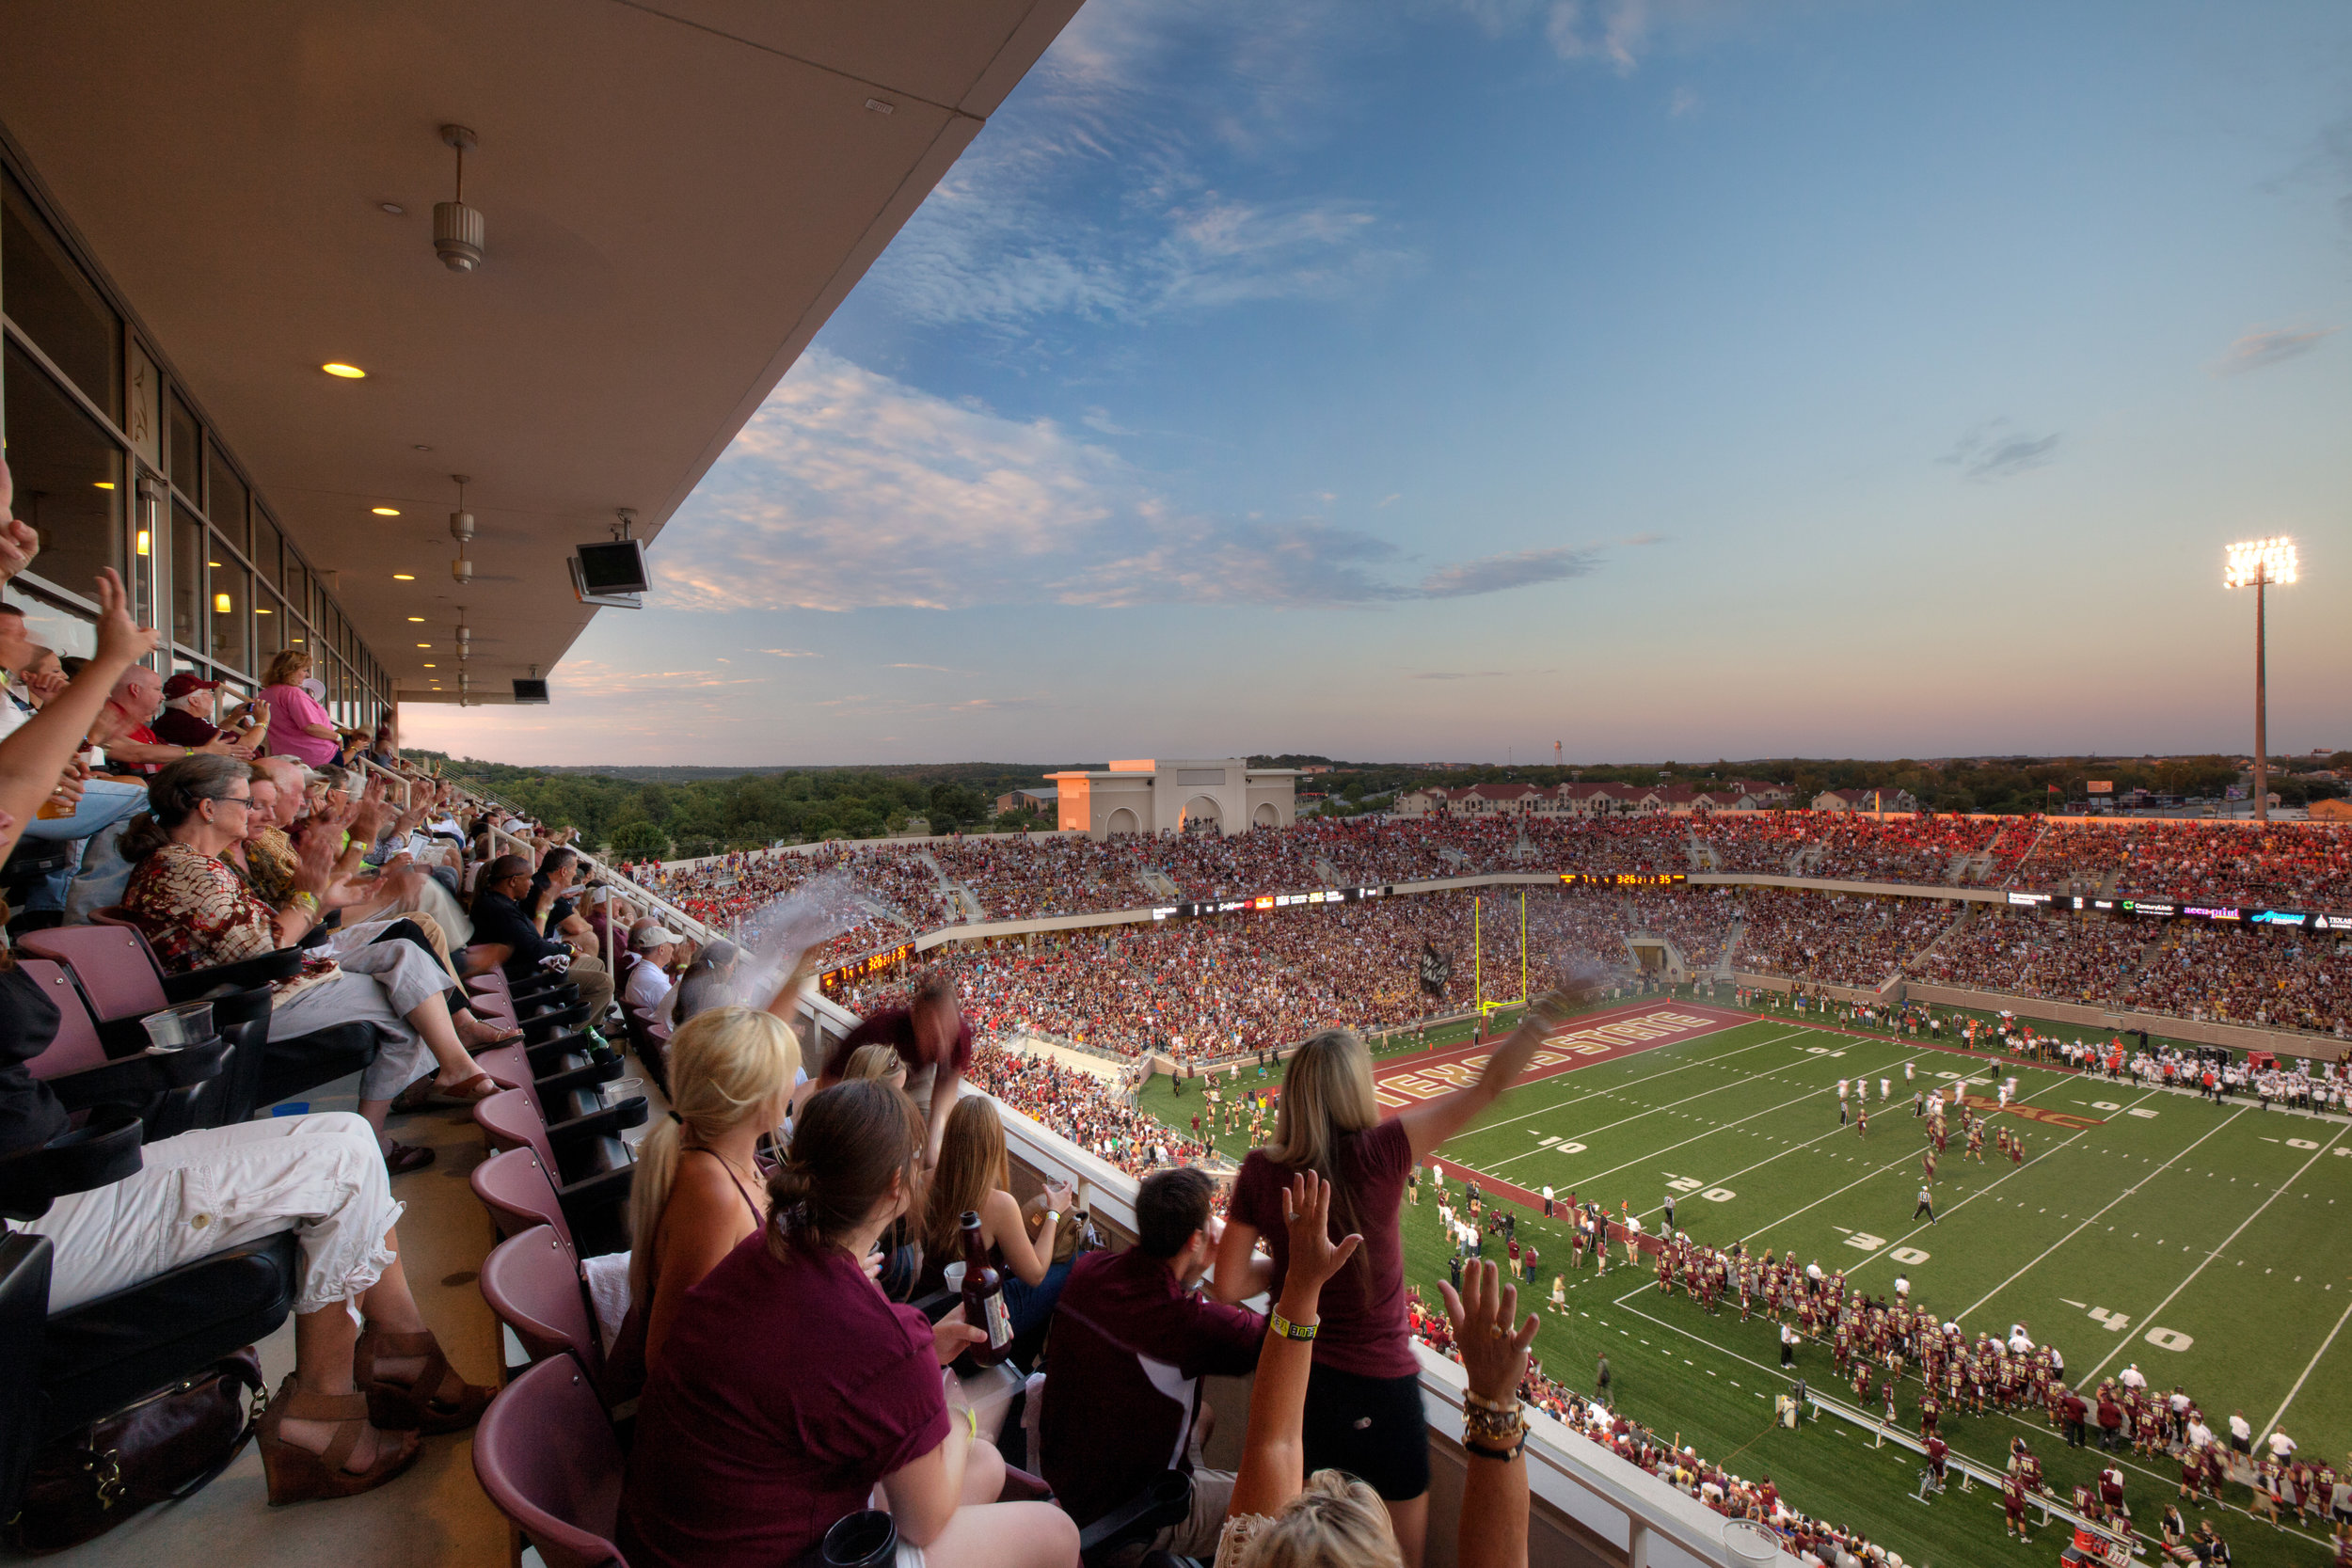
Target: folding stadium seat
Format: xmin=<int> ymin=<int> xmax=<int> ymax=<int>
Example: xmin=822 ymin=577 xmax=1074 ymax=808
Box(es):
xmin=473 ymin=1090 xmax=640 ymax=1256
xmin=24 ymin=921 xmax=376 ymax=1114
xmin=9 ymin=959 xmax=240 ymax=1142
xmin=470 ymin=1145 xmax=578 ymax=1250
xmin=471 ymin=1354 xmax=628 ymax=1568
xmin=479 ymin=1225 xmax=607 ymax=1388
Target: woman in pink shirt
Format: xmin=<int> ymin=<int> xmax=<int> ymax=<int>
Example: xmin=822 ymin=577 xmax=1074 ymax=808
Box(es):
xmin=257 ymin=649 xmax=343 ymax=767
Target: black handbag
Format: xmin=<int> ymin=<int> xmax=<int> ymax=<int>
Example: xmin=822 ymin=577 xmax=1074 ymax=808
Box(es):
xmin=4 ymin=1348 xmax=266 ymax=1553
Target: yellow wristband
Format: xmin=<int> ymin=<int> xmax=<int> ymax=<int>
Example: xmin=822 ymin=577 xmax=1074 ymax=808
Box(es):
xmin=964 ymin=1404 xmax=978 ymax=1440
xmin=1269 ymin=1310 xmax=1318 ymax=1341
xmin=289 ymin=890 xmax=319 ymax=915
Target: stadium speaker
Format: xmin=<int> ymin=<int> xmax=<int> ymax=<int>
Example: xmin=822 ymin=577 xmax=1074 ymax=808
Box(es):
xmin=512 ymin=678 xmax=550 ymax=705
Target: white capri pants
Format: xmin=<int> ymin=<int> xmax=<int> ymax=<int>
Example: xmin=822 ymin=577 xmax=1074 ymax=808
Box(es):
xmin=268 ymin=940 xmax=455 ymax=1102
xmin=22 ymin=1112 xmax=404 ymax=1319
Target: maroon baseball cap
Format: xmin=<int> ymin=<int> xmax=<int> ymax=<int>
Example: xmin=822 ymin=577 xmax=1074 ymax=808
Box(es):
xmin=162 ymin=672 xmax=222 ymax=699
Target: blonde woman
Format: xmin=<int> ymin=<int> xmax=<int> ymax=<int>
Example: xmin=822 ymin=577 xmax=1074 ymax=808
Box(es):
xmin=923 ymin=1096 xmax=1074 ymax=1339
xmin=844 ymin=1040 xmax=909 ymax=1090
xmin=625 ymin=1006 xmax=801 ymax=1371
xmin=1211 ymin=994 xmax=1576 ymax=1568
xmin=255 ymin=648 xmax=343 ymax=768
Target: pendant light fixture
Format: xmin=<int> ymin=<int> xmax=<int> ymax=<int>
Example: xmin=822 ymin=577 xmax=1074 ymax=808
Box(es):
xmin=449 ymin=475 xmax=474 ymax=583
xmin=434 ymin=125 xmax=485 ymax=272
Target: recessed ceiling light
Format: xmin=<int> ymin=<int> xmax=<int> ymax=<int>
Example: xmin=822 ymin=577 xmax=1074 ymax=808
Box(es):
xmin=255 ymin=607 xmax=273 ymax=614
xmin=93 ymin=481 xmax=115 ymax=490
xmin=372 ymin=506 xmax=401 ymax=516
xmin=406 ymin=616 xmax=425 ymax=622
xmin=321 ymin=362 xmax=366 ymax=378
xmin=422 ymin=662 xmax=437 ymax=668
xmin=416 ymin=641 xmax=432 ymax=648
xmin=208 ymin=561 xmax=221 ymax=568
xmin=391 ymin=573 xmax=415 ymax=580
xmin=380 ymin=202 xmax=405 ymax=215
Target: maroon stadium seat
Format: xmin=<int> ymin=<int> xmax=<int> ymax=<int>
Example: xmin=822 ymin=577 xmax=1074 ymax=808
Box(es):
xmin=471 ymin=1353 xmax=627 ymax=1568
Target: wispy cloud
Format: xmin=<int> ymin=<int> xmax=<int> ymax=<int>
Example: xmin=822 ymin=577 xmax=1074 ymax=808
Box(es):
xmin=655 ymin=351 xmax=1620 ymax=613
xmin=2211 ymin=325 xmax=2337 ymax=375
xmin=1941 ymin=420 xmax=2060 ymax=483
xmin=862 ymin=1 xmax=1418 ymax=337
xmin=759 ymin=647 xmax=819 ymax=658
xmin=1440 ymin=0 xmax=1756 ymax=75
xmin=1417 ymin=546 xmax=1603 ymax=598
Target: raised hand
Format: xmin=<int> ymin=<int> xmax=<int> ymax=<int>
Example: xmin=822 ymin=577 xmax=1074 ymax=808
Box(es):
xmin=1279 ymin=1170 xmax=1363 ymax=1298
xmin=89 ymin=568 xmax=159 ymax=670
xmin=293 ymin=819 xmax=344 ymax=897
xmin=1440 ymin=1259 xmax=1539 ymax=1408
xmin=0 ymin=458 xmax=38 ymax=582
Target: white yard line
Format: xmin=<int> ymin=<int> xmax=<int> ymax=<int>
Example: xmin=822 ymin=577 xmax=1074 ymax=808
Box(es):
xmin=1955 ymin=1098 xmax=2242 ymax=1324
xmin=2257 ymin=1292 xmax=2352 ymax=1446
xmin=1836 ymin=1080 xmax=2166 ymax=1278
xmin=1467 ymin=1026 xmax=1809 ymax=1142
xmin=2074 ymin=1121 xmax=2351 ymax=1388
xmin=1487 ymin=1033 xmax=1917 ymax=1175
xmin=1505 ymin=1047 xmax=1936 ymax=1196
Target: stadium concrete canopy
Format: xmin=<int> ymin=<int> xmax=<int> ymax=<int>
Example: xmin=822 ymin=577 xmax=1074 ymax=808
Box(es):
xmin=1049 ymin=759 xmax=1298 ymax=840
xmin=0 ymin=0 xmax=1084 ymax=705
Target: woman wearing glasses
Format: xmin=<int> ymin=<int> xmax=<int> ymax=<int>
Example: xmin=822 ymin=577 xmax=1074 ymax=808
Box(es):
xmin=118 ymin=752 xmax=508 ymax=1173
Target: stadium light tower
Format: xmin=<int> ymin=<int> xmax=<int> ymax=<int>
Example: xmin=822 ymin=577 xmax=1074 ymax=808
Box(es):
xmin=2222 ymin=536 xmax=2298 ymax=824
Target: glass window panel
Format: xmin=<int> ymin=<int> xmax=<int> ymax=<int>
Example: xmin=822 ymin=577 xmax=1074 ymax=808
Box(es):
xmin=207 ymin=536 xmax=248 ymax=674
xmin=167 ymin=392 xmax=200 ymax=500
xmin=1 ymin=340 xmax=122 ymax=599
xmin=169 ymin=499 xmax=203 ymax=649
xmin=126 ymin=342 xmax=160 ymax=468
xmin=1 ymin=169 xmax=121 ymax=420
xmin=205 ymin=445 xmax=248 ymax=555
xmin=282 ymin=554 xmax=308 ymax=632
xmin=251 ymin=510 xmax=281 ymax=587
xmin=253 ymin=586 xmax=286 ymax=666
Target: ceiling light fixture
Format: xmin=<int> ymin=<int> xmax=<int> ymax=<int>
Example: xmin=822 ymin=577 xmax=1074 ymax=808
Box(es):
xmin=407 ymin=616 xmax=425 ymax=623
xmin=321 ymin=362 xmax=366 ymax=378
xmin=380 ymin=201 xmax=405 ymax=215
xmin=416 ymin=641 xmax=433 ymax=648
xmin=433 ymin=125 xmax=485 ymax=272
xmin=391 ymin=573 xmax=416 ymax=580
xmin=93 ymin=481 xmax=115 ymax=489
xmin=255 ymin=607 xmax=273 ymax=614
xmin=449 ymin=474 xmax=474 ymax=583
xmin=214 ymin=593 xmax=232 ymax=614
xmin=372 ymin=506 xmax=401 ymax=516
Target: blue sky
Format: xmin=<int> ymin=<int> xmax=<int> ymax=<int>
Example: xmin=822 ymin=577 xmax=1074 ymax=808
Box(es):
xmin=408 ymin=0 xmax=2352 ymax=767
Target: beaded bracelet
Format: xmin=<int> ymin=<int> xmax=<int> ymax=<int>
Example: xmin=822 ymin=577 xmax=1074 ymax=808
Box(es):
xmin=1466 ymin=1434 xmax=1527 ymax=1464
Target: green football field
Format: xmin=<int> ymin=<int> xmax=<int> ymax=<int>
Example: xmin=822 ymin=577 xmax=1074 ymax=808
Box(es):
xmin=1137 ymin=1012 xmax=2352 ymax=1567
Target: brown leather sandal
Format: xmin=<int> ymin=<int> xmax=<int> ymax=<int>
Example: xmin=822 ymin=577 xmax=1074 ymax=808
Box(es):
xmin=355 ymin=1325 xmax=494 ymax=1433
xmin=256 ymin=1373 xmax=421 ymax=1505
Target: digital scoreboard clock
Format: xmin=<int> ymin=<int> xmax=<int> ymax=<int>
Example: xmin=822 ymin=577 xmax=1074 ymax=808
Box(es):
xmin=1557 ymin=873 xmax=1687 ymax=887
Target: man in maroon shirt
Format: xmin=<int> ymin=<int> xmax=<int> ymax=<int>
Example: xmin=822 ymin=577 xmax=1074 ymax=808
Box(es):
xmin=1039 ymin=1166 xmax=1263 ymax=1559
xmin=823 ymin=971 xmax=972 ymax=1164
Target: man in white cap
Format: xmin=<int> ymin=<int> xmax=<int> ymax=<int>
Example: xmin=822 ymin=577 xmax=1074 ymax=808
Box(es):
xmin=623 ymin=917 xmax=688 ymax=1013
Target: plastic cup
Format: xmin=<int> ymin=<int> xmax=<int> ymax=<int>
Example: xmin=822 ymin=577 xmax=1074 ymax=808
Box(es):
xmin=605 ymin=1076 xmax=645 ymax=1106
xmin=1722 ymin=1518 xmax=1782 ymax=1566
xmin=943 ymin=1261 xmax=966 ymax=1293
xmin=140 ymin=1000 xmax=215 ymax=1052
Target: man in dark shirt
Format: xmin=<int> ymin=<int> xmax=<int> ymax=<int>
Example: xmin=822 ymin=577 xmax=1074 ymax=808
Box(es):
xmin=825 ymin=971 xmax=971 ymax=1165
xmin=464 ymin=854 xmax=614 ymax=1021
xmin=1039 ymin=1167 xmax=1263 ymax=1559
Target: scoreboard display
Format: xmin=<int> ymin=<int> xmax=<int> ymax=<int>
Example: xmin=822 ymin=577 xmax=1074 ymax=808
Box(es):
xmin=1559 ymin=873 xmax=1687 ymax=887
xmin=818 ymin=941 xmax=915 ymax=992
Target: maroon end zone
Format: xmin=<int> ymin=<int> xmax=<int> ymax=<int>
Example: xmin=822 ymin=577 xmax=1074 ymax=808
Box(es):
xmin=1372 ymin=1001 xmax=1749 ymax=1111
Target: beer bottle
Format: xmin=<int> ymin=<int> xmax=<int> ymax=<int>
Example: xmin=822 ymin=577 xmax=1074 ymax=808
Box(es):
xmin=961 ymin=1210 xmax=1013 ymax=1365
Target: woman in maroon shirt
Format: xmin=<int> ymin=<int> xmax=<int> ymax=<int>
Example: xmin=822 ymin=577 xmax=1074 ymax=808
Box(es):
xmin=618 ymin=1079 xmax=1079 ymax=1568
xmin=1213 ymin=992 xmax=1577 ymax=1568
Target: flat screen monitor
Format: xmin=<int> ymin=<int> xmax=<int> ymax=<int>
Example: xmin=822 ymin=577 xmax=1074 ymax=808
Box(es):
xmin=574 ymin=540 xmax=650 ymax=595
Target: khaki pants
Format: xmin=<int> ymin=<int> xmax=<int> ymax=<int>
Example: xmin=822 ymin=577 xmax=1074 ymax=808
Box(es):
xmin=564 ymin=954 xmax=617 ymax=1022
